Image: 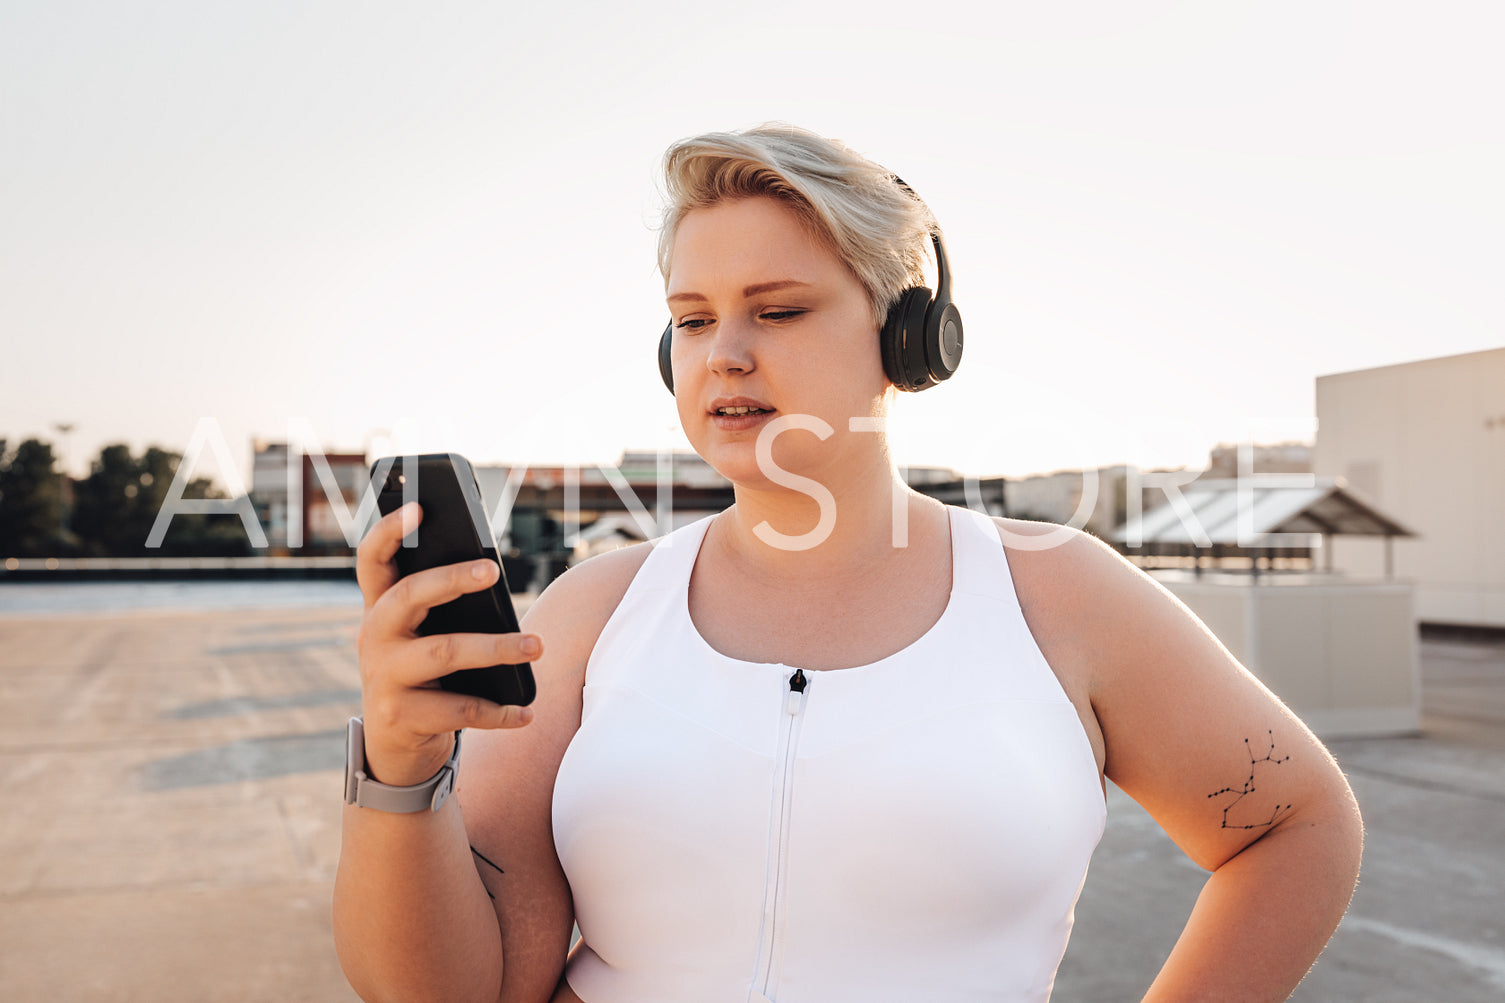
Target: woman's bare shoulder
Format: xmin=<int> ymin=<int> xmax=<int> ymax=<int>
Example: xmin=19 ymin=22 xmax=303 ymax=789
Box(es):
xmin=983 ymin=514 xmax=1217 ymax=644
xmin=463 ymin=541 xmax=656 ymax=777
xmin=984 ymin=516 xmax=1126 ymax=613
xmin=521 ymin=541 xmax=656 ymax=650
xmin=983 ymin=514 xmax=1192 ymax=659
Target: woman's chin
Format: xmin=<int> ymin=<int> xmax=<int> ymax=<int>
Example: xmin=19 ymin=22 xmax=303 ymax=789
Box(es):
xmin=702 ymin=444 xmax=836 ymax=496
xmin=690 ymin=440 xmax=772 ymax=491
xmin=701 ymin=449 xmax=769 ymax=490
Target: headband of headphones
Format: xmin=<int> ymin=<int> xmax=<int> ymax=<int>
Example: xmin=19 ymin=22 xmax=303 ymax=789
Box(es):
xmin=658 ymin=178 xmax=962 ymax=394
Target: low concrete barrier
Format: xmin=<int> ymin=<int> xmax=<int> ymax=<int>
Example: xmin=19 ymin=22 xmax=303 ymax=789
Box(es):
xmin=1154 ymin=571 xmax=1421 ymax=738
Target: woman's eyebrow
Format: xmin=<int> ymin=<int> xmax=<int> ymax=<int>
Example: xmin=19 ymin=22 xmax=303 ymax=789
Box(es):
xmin=667 ymin=280 xmax=813 ymax=305
xmin=742 ymin=279 xmax=812 ymax=296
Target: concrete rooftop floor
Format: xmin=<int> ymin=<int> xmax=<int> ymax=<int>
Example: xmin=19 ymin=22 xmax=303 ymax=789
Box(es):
xmin=0 ymin=598 xmax=1500 ymax=1002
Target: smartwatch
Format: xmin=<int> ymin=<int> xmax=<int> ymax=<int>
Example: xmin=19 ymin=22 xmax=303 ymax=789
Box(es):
xmin=343 ymin=716 xmax=462 ymax=813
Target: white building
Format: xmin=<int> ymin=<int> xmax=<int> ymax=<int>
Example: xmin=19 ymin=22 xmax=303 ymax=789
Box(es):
xmin=248 ymin=440 xmax=370 ymax=553
xmin=1315 ymin=347 xmax=1505 ymax=628
xmin=249 ymin=441 xmax=293 ymax=549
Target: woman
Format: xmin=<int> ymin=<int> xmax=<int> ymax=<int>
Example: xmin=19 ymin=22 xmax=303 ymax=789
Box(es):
xmin=335 ymin=124 xmax=1363 ymax=1003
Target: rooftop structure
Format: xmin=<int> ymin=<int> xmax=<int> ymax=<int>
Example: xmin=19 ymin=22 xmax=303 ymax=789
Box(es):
xmin=1316 ymin=347 xmax=1505 ymax=627
xmin=1112 ymin=477 xmax=1414 ymax=574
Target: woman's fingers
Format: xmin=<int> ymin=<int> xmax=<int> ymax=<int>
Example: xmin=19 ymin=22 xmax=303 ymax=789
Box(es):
xmin=377 ymin=630 xmax=543 ymax=690
xmin=360 ymin=688 xmax=534 ymax=786
xmin=355 ymin=501 xmax=423 ymax=611
xmin=369 ymin=685 xmax=536 ymax=738
xmin=357 ymin=502 xmax=510 ymax=648
xmin=352 ymin=499 xmax=540 ymax=782
xmin=369 ymin=556 xmax=503 ymax=638
xmin=355 ymin=626 xmax=542 ymax=780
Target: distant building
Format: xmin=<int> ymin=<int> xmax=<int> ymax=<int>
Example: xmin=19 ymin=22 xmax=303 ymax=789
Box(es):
xmin=1004 ymin=465 xmax=1129 ymax=536
xmin=1315 ymin=348 xmax=1505 ymax=628
xmin=249 ymin=440 xmax=368 ymax=555
xmin=249 ymin=442 xmax=293 ymax=550
xmin=1004 ymin=449 xmax=1317 ymax=548
xmin=1203 ymin=441 xmax=1313 ymax=479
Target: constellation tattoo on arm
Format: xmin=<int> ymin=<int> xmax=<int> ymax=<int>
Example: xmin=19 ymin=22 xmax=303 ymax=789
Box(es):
xmin=1206 ymin=730 xmax=1294 ymax=831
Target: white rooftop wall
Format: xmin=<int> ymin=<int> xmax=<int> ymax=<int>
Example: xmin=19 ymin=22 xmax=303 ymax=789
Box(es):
xmin=1316 ymin=348 xmax=1505 ymax=627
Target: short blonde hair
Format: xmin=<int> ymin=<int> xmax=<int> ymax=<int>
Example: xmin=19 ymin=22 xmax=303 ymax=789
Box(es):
xmin=657 ymin=123 xmax=937 ymax=327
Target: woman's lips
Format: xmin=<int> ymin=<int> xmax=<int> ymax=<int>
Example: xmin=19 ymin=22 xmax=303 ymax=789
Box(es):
xmin=707 ymin=396 xmax=775 ymax=432
xmin=709 ymin=406 xmax=776 ymax=432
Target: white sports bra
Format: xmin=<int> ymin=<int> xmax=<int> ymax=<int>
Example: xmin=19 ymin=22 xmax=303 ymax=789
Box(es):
xmin=552 ymin=506 xmax=1105 ymax=1002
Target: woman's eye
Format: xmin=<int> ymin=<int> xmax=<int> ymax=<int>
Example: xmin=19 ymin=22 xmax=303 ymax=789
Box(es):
xmin=676 ymin=318 xmax=712 ymax=331
xmin=761 ymin=310 xmax=806 ymax=322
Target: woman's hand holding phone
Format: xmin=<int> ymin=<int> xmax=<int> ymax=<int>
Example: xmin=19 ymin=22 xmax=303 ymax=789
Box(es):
xmin=354 ymin=500 xmax=540 ymax=787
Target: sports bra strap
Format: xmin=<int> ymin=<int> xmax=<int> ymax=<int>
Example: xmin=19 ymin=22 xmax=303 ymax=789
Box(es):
xmin=949 ymin=506 xmax=1018 ymax=604
xmin=624 ymin=515 xmax=715 ymax=595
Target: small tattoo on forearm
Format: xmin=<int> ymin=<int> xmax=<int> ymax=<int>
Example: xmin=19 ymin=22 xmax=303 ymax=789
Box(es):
xmin=471 ymin=844 xmax=503 ymax=899
xmin=470 ymin=845 xmax=504 ymax=875
xmin=1206 ymin=730 xmax=1294 ymax=830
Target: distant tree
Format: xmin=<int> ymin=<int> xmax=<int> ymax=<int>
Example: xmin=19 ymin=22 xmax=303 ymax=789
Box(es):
xmin=71 ymin=445 xmax=145 ymax=556
xmin=71 ymin=443 xmax=252 ymax=557
xmin=0 ymin=438 xmax=66 ymax=557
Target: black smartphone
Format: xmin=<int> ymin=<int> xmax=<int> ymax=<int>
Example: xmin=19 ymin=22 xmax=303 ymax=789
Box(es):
xmin=370 ymin=452 xmax=536 ymax=707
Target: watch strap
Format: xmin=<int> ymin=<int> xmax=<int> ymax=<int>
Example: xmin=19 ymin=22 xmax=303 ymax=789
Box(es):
xmin=344 ymin=716 xmax=462 ymax=813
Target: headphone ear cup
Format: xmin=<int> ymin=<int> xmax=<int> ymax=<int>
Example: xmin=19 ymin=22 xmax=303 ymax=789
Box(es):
xmin=923 ymin=300 xmax=963 ymax=385
xmin=658 ymin=321 xmax=675 ymax=395
xmin=881 ymin=287 xmax=936 ymax=392
xmin=880 ymin=296 xmax=907 ymax=388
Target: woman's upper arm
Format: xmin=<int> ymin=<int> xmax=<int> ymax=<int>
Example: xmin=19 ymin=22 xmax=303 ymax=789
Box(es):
xmin=1013 ymin=525 xmax=1358 ymax=873
xmin=454 ymin=542 xmax=652 ymax=1003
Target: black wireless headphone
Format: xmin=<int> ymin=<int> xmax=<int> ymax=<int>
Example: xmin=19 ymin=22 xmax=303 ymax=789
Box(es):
xmin=657 ymin=180 xmax=963 ymax=395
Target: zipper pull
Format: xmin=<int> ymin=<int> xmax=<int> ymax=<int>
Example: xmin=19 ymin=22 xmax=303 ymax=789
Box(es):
xmin=785 ymin=668 xmax=807 ymax=715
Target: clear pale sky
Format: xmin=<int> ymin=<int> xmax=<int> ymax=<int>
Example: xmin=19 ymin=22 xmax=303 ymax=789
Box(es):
xmin=4 ymin=1 xmax=1501 ymax=492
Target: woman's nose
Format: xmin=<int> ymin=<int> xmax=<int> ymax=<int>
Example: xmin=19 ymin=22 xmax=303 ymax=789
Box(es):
xmin=706 ymin=318 xmax=756 ymax=377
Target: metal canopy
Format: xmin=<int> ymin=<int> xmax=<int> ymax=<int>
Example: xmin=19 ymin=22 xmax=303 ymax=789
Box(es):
xmin=1111 ymin=478 xmax=1415 ymax=546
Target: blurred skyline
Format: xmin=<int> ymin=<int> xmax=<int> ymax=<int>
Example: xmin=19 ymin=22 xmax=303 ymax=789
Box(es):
xmin=4 ymin=1 xmax=1502 ymax=493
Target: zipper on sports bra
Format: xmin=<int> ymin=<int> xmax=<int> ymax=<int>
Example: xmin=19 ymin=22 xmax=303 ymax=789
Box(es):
xmin=755 ymin=668 xmax=809 ymax=1001
xmin=784 ymin=667 xmax=807 ymax=712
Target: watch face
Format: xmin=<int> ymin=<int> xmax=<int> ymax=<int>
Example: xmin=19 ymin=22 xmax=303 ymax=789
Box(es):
xmin=432 ymin=772 xmax=454 ymax=812
xmin=344 ymin=717 xmax=365 ymax=805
